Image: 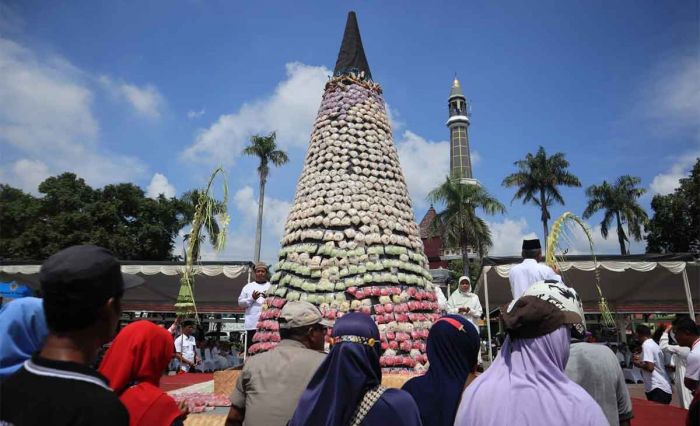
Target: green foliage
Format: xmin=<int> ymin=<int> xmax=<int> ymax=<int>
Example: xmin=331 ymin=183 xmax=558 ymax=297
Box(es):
xmin=0 ymin=173 xmax=192 ymax=261
xmin=583 ymin=175 xmax=648 ymax=255
xmin=427 ymin=176 xmax=505 ymax=275
xmin=243 ymin=131 xmax=290 ymax=185
xmin=502 ymin=146 xmax=581 ymax=247
xmin=646 ymin=159 xmax=700 ymax=253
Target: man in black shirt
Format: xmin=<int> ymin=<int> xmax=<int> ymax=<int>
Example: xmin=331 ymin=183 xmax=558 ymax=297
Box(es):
xmin=1 ymin=245 xmax=142 ymax=426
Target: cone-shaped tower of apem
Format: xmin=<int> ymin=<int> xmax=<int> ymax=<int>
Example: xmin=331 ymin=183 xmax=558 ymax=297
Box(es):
xmin=250 ymin=12 xmax=439 ymax=371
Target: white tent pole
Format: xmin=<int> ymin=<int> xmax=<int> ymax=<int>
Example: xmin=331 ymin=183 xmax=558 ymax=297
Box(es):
xmin=484 ymin=268 xmax=493 ymax=363
xmin=243 ymin=331 xmax=247 ymax=363
xmin=682 ymin=266 xmax=694 ymax=318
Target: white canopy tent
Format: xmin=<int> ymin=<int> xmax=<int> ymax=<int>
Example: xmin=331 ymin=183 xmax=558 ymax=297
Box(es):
xmin=474 ymin=254 xmax=699 ymax=361
xmin=0 ymin=260 xmax=253 ymax=313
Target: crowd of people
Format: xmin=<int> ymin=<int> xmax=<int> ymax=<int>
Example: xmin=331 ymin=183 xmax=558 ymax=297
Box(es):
xmin=0 ymin=242 xmax=698 ymax=426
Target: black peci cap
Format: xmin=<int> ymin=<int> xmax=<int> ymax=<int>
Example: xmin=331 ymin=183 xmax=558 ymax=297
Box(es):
xmin=522 ymin=239 xmax=542 ymax=250
xmin=40 ymin=245 xmax=143 ymax=308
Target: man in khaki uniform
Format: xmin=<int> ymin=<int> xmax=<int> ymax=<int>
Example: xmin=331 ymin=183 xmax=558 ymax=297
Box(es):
xmin=225 ymin=301 xmax=329 ymax=426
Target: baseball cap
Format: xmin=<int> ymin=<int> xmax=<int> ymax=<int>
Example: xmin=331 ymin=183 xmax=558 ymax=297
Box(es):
xmin=278 ymin=301 xmax=333 ymax=329
xmin=254 ymin=262 xmax=268 ymax=272
xmin=502 ymin=280 xmax=586 ymax=339
xmin=40 ymin=245 xmax=144 ymax=307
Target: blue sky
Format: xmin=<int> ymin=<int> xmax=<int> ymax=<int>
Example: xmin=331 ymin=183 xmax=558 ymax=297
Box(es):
xmin=1 ymin=1 xmax=698 ymax=262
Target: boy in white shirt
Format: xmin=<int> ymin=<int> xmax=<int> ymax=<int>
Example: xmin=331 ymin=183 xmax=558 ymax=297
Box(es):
xmin=633 ymin=325 xmax=672 ymax=404
xmin=174 ymin=320 xmax=200 ymax=373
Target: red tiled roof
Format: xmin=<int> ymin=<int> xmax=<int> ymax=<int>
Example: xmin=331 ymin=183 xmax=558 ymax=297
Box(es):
xmin=419 ymin=205 xmax=438 ymax=239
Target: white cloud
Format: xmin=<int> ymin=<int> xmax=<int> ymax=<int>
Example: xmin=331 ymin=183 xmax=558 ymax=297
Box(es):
xmin=485 ymin=217 xmax=645 ymax=257
xmin=649 ymin=56 xmax=700 ymax=127
xmin=487 ymin=218 xmax=538 ymax=256
xmin=187 ymin=108 xmax=205 ymax=119
xmin=385 ymin=103 xmax=404 ymax=132
xmin=234 ymin=185 xmax=291 ymax=238
xmin=564 ymin=222 xmax=647 ymax=255
xmin=0 ymin=37 xmax=147 ymax=193
xmin=182 ymin=62 xmax=331 ymax=165
xmin=1 ymin=158 xmax=51 ymax=193
xmin=396 ymin=130 xmax=450 ymax=210
xmin=146 ymin=173 xmax=176 ymax=198
xmin=99 ymin=75 xmax=164 ymax=119
xmin=649 ymin=151 xmax=699 ymax=195
xmin=229 ymin=185 xmax=291 ymax=263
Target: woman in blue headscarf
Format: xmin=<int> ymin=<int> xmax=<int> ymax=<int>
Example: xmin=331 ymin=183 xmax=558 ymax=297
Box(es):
xmin=288 ymin=312 xmax=422 ymax=426
xmin=0 ymin=297 xmax=49 ymax=378
xmin=401 ymin=315 xmax=480 ymax=426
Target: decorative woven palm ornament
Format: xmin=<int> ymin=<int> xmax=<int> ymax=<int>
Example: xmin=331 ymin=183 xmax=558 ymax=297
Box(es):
xmin=175 ymin=166 xmax=230 ymax=317
xmin=250 ymin=12 xmax=440 ymax=371
xmin=546 ymin=212 xmax=614 ymax=327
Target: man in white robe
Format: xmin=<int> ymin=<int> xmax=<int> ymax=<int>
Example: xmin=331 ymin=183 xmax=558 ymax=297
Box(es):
xmin=508 ymin=238 xmax=561 ymax=300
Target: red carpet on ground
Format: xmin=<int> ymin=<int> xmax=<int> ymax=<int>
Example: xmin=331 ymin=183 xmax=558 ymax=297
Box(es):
xmin=158 ymin=378 xmax=687 ymax=424
xmin=159 ymin=373 xmax=213 ymax=392
xmin=632 ymin=398 xmax=686 ymax=426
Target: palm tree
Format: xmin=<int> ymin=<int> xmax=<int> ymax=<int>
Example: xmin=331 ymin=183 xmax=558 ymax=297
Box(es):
xmin=583 ymin=175 xmax=648 ymax=255
xmin=427 ymin=176 xmax=505 ymax=276
xmin=502 ymin=146 xmax=581 ymax=250
xmin=243 ymin=132 xmax=289 ymax=263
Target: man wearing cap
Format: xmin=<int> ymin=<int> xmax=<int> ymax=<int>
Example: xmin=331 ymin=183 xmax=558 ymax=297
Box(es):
xmin=238 ymin=262 xmax=271 ymax=354
xmin=225 ymin=301 xmax=329 ymax=426
xmin=446 ymin=276 xmax=482 ymax=326
xmin=508 ymin=238 xmax=561 ymax=300
xmin=0 ymin=245 xmax=142 ymax=426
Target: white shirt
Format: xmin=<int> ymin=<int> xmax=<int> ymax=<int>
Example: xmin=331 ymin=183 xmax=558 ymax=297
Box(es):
xmin=508 ymin=258 xmax=561 ymax=299
xmin=174 ymin=334 xmax=197 ymax=372
xmin=238 ymin=281 xmax=271 ymax=330
xmin=446 ymin=289 xmax=483 ymax=325
xmin=660 ymin=332 xmax=693 ymax=408
xmin=641 ymin=338 xmax=672 ymax=394
xmin=685 ymin=339 xmax=700 ymax=382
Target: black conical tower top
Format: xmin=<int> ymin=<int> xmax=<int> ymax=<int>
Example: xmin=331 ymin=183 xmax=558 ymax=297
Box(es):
xmin=333 ymin=11 xmax=372 ymax=80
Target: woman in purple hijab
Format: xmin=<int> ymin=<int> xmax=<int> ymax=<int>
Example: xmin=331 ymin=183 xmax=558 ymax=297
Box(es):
xmin=402 ymin=314 xmax=480 ymax=426
xmin=288 ymin=312 xmax=422 ymax=426
xmin=454 ymin=281 xmax=607 ymax=426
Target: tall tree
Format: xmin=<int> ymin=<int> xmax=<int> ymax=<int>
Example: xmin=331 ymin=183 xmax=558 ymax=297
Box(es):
xmin=646 ymin=159 xmax=700 ymax=253
xmin=243 ymin=131 xmax=289 ymax=262
xmin=427 ymin=177 xmax=505 ymax=276
xmin=502 ymin=146 xmax=581 ymax=250
xmin=583 ymin=175 xmax=649 ymax=255
xmin=0 ymin=173 xmax=192 ymax=261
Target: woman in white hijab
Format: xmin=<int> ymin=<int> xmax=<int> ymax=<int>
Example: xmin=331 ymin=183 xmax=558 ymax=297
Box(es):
xmin=446 ymin=276 xmax=482 ymax=327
